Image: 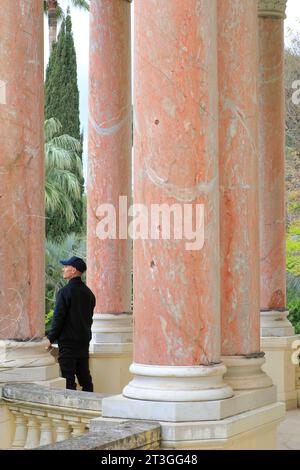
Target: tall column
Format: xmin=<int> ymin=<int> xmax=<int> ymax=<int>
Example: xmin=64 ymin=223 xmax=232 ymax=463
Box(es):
xmin=87 ymin=0 xmax=133 ymax=393
xmin=0 ymin=0 xmax=63 ymax=387
xmin=258 ymin=0 xmax=298 ymax=410
xmin=218 ymin=0 xmax=272 ymax=391
xmin=258 ymin=0 xmax=293 ymax=336
xmin=122 ymin=0 xmax=232 ymax=405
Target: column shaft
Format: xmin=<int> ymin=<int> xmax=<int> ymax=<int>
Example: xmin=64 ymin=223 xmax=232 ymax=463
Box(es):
xmin=0 ymin=0 xmax=44 ymax=340
xmin=258 ymin=13 xmax=286 ymax=311
xmin=134 ymin=0 xmax=221 ymax=366
xmin=219 ymin=0 xmax=260 ymax=356
xmin=87 ymin=0 xmax=132 ymax=315
xmin=258 ymin=0 xmax=293 ymax=336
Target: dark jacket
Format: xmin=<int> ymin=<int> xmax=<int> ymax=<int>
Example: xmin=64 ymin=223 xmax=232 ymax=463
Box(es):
xmin=47 ymin=277 xmax=96 ymax=349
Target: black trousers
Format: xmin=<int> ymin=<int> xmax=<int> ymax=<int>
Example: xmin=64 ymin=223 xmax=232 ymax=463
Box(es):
xmin=58 ymin=348 xmax=94 ymax=392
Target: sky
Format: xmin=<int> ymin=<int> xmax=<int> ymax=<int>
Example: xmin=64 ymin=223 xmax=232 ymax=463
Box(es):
xmin=44 ymin=0 xmax=300 ymax=181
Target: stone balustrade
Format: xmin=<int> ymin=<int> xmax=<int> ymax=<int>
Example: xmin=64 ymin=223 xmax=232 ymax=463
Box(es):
xmin=0 ymin=383 xmax=161 ymax=450
xmin=7 ymin=400 xmax=98 ymax=449
xmin=0 ymin=384 xmax=108 ymax=449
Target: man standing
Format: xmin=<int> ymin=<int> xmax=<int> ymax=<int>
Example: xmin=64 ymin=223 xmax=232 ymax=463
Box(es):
xmin=47 ymin=256 xmax=96 ymax=392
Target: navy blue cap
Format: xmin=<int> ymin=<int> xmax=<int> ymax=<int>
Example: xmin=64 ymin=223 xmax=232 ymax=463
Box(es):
xmin=60 ymin=256 xmax=87 ymax=273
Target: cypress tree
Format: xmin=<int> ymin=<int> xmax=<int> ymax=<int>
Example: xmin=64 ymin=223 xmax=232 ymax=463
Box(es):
xmin=45 ymin=11 xmax=83 ymax=241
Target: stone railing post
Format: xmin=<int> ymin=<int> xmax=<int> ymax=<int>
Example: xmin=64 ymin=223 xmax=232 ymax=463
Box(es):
xmin=24 ymin=415 xmax=40 ymax=449
xmin=11 ymin=409 xmax=28 ymax=449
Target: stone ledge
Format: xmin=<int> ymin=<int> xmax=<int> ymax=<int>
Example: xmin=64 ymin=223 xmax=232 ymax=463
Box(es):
xmin=2 ymin=383 xmax=110 ymax=412
xmin=0 ymin=363 xmax=61 ymax=383
xmin=261 ymin=335 xmax=300 ymax=350
xmin=160 ymin=402 xmax=285 ymax=442
xmin=36 ymin=421 xmax=161 ymax=450
xmin=102 ymin=387 xmax=277 ymax=422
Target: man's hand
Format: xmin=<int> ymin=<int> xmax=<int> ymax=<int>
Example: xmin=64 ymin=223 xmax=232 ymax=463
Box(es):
xmin=44 ymin=337 xmax=53 ymax=351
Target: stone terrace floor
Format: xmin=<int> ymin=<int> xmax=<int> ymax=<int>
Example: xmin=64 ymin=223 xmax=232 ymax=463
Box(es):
xmin=278 ymin=409 xmax=300 ymax=450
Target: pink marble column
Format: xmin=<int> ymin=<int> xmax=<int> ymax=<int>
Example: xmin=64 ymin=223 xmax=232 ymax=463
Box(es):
xmin=87 ymin=0 xmax=132 ymax=319
xmin=123 ymin=0 xmax=232 ymax=402
xmin=219 ymin=0 xmax=260 ymax=355
xmin=0 ymin=0 xmax=45 ymax=341
xmin=218 ymin=0 xmax=272 ymax=390
xmin=258 ymin=0 xmax=293 ymax=336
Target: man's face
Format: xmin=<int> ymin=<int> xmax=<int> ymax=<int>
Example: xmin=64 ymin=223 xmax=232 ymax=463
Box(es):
xmin=62 ymin=265 xmax=77 ymax=280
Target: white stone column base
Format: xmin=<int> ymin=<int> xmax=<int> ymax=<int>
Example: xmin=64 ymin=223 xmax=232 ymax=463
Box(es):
xmin=123 ymin=363 xmax=233 ymax=402
xmin=0 ymin=339 xmax=65 ymax=388
xmin=102 ymin=386 xmax=276 ymax=422
xmin=260 ymin=310 xmax=294 ymax=337
xmin=89 ymin=313 xmax=133 ymax=394
xmin=97 ymin=399 xmax=285 ymax=449
xmin=91 ymin=313 xmax=133 ymax=344
xmin=261 ymin=335 xmax=300 ymax=410
xmin=222 ymin=355 xmax=273 ymax=390
xmin=160 ymin=402 xmax=285 ymax=450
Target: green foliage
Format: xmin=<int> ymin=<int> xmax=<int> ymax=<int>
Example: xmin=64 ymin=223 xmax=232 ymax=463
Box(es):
xmin=45 ymin=12 xmax=84 ymax=240
xmin=287 ymin=273 xmax=300 ymax=334
xmin=285 ymin=25 xmax=300 ymax=154
xmin=45 ymin=118 xmax=83 ymax=240
xmin=287 ymin=221 xmax=300 ymax=276
xmin=82 ymin=193 xmax=87 ymax=235
xmin=45 ymin=310 xmax=54 ymax=334
xmin=285 ymin=25 xmax=300 ymax=334
xmin=286 ymin=147 xmax=300 ymax=227
xmin=45 ymin=233 xmax=86 ymax=321
xmin=287 ymin=300 xmax=300 ymax=334
xmin=288 ymin=200 xmax=300 ymax=214
xmin=45 ymin=15 xmax=80 ymax=142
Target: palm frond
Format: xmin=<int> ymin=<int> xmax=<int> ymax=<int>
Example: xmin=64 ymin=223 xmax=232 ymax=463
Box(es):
xmin=47 ymin=168 xmax=82 ymax=200
xmin=46 ymin=180 xmax=76 ymax=225
xmin=45 ymin=145 xmax=75 ymax=171
xmin=45 ymin=117 xmax=83 ymax=239
xmin=56 ymin=4 xmax=65 ymax=19
xmin=45 ymin=179 xmax=66 ymax=214
xmin=50 ymin=134 xmax=82 ymax=153
xmin=72 ymin=153 xmax=84 ymax=177
xmin=45 ymin=118 xmax=83 ymax=177
xmin=70 ymin=0 xmax=89 ymax=11
xmin=45 ymin=118 xmax=62 ymax=142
